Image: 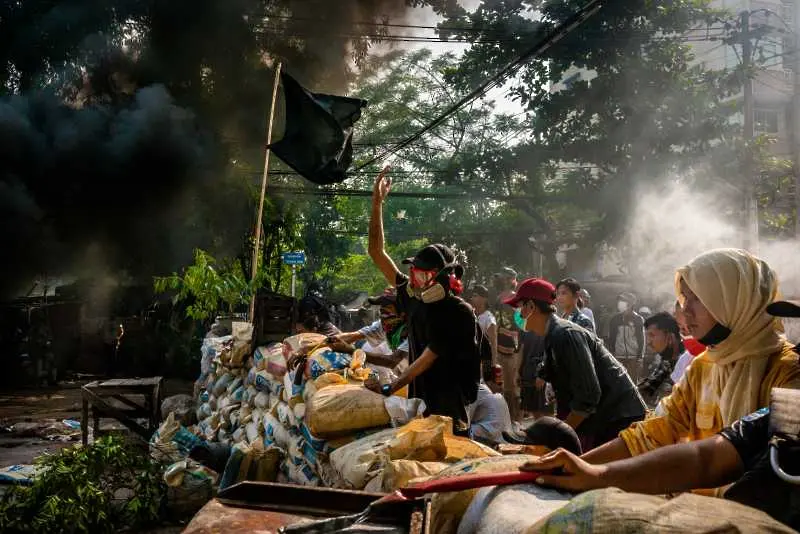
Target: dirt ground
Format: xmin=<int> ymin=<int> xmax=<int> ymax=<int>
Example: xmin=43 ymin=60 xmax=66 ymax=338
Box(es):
xmin=0 ymin=378 xmax=194 ymax=466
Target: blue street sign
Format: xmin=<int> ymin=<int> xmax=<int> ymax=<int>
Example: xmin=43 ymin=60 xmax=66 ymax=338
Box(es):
xmin=281 ymin=251 xmax=306 ymax=265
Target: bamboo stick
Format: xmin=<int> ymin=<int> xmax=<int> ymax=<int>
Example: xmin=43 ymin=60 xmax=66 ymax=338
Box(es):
xmin=249 ymin=62 xmax=282 ymax=322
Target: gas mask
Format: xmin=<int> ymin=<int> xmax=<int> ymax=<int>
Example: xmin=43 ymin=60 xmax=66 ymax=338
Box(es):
xmin=617 ymin=300 xmax=629 ymax=313
xmin=407 ymin=248 xmax=463 ymax=303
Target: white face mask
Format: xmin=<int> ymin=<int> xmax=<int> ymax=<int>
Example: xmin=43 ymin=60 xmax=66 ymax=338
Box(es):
xmin=617 ymin=301 xmax=629 ymax=313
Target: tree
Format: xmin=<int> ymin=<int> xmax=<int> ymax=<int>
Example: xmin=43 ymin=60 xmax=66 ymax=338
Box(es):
xmin=436 ymin=0 xmax=741 ymax=259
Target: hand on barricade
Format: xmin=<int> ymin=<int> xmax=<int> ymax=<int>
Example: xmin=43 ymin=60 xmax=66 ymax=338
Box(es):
xmin=520 ymin=448 xmax=607 ymax=492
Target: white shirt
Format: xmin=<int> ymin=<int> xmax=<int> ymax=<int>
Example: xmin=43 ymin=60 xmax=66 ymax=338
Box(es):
xmin=357 ymin=320 xmax=408 ymax=354
xmin=670 ymin=349 xmax=693 ymax=384
xmin=467 ymin=383 xmax=512 ymax=444
xmin=477 ymin=310 xmax=496 ymax=335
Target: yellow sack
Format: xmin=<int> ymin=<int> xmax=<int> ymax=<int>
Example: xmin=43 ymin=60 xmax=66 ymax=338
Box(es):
xmin=387 ymin=415 xmax=449 ymax=461
xmin=306 ymin=384 xmax=390 ymax=438
xmin=429 ymin=455 xmax=536 ymax=534
xmin=380 ymin=460 xmax=448 ymax=492
xmin=283 ymin=333 xmax=326 ymax=355
xmin=443 ymin=435 xmax=499 ymax=462
xmin=314 ymin=372 xmax=348 ymax=390
xmin=329 ymin=416 xmax=450 ymax=489
xmin=329 ymin=416 xmax=498 ymax=490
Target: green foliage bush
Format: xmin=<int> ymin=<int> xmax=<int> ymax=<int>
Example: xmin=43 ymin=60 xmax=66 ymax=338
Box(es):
xmin=0 ymin=435 xmax=166 ymax=534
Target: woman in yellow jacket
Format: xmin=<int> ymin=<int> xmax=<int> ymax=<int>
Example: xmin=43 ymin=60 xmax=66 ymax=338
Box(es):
xmin=583 ymin=248 xmax=800 ymax=464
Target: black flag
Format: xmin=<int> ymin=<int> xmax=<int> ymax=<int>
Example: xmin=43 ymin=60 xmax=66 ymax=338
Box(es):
xmin=270 ymin=72 xmax=367 ymax=185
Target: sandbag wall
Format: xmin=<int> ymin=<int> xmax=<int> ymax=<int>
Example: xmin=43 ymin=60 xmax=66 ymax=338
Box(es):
xmin=188 ymin=322 xmax=499 ymax=492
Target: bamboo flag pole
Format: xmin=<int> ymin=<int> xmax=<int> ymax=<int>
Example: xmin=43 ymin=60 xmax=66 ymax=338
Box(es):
xmin=249 ymin=62 xmax=282 ymax=322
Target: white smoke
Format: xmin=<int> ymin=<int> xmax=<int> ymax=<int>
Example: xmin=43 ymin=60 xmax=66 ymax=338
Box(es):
xmin=611 ymin=180 xmax=800 ymax=309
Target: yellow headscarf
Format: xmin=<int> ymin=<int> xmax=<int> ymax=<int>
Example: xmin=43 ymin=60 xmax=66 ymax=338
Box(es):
xmin=675 ymin=248 xmax=784 ymax=424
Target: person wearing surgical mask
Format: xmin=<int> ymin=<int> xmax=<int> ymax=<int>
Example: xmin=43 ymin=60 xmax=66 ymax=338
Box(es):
xmin=580 ymin=249 xmax=800 ymax=477
xmin=506 ymin=278 xmax=645 ymax=450
xmin=608 ymin=292 xmax=646 ymax=382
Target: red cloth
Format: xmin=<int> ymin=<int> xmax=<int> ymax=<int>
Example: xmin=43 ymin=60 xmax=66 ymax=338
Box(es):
xmin=683 ymin=337 xmax=706 ymax=356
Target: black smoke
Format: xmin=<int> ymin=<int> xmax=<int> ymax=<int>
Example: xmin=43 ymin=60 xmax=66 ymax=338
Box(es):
xmin=0 ymin=86 xmax=227 ymax=298
xmin=0 ymin=0 xmax=458 ymax=298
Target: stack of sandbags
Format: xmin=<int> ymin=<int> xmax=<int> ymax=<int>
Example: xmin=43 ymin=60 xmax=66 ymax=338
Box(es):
xmin=328 ymin=415 xmax=500 ymax=493
xmin=187 ymin=326 xmax=465 ymax=492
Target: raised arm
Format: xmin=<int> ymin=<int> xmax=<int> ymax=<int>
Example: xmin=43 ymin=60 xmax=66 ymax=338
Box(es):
xmin=368 ymin=167 xmax=401 ymax=285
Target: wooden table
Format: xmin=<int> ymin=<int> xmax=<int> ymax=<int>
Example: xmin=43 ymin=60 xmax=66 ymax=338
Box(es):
xmin=81 ymin=377 xmax=164 ymax=445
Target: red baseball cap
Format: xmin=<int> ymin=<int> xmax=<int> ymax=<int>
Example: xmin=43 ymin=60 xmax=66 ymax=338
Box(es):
xmin=502 ymin=278 xmax=556 ymax=307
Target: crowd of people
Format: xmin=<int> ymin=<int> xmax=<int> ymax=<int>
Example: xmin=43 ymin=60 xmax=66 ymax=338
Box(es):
xmin=294 ymin=168 xmax=800 ymax=531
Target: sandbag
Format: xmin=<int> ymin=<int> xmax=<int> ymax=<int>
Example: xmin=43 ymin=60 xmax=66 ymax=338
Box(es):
xmin=245 ymin=421 xmax=260 ymax=444
xmin=228 ymin=321 xmax=253 ymax=368
xmin=457 ymin=484 xmax=572 ymax=534
xmin=283 ymin=333 xmax=326 ymax=358
xmin=263 ymin=413 xmax=291 ymax=449
xmin=305 ymin=348 xmax=353 ymax=379
xmin=219 ymin=441 xmax=282 ymax=489
xmin=254 ymin=391 xmax=270 ymax=410
xmin=329 ymin=416 xmax=462 ymax=489
xmin=254 ymin=370 xmax=284 ymax=397
xmin=527 ymin=488 xmax=797 ymax=534
xmin=328 ymin=428 xmax=399 ymax=489
xmin=379 ymin=460 xmax=448 ymax=492
xmin=314 ymin=372 xmax=348 ymax=391
xmin=212 ymin=373 xmax=234 ymax=397
xmin=200 ymin=334 xmax=232 ymax=377
xmin=281 ymin=461 xmax=320 ymax=487
xmin=305 ymin=384 xmax=390 ymax=438
xmin=384 ymin=396 xmax=426 ymax=426
xmin=161 ymin=394 xmax=197 ymax=427
xmin=303 ymin=379 xmax=318 ymax=403
xmin=150 ymin=412 xmax=202 ymax=464
xmin=429 ymin=455 xmax=536 ymax=534
xmin=254 ymin=343 xmax=287 ymax=376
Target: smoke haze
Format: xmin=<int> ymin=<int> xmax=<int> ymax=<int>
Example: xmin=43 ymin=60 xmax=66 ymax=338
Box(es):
xmin=618 ymin=180 xmax=800 ymax=307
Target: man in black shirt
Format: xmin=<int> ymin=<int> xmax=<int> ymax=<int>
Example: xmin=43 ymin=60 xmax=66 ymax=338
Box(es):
xmin=508 ymin=278 xmax=646 ymax=450
xmin=519 ymin=299 xmax=800 ymax=531
xmin=366 ymin=168 xmax=481 ymax=435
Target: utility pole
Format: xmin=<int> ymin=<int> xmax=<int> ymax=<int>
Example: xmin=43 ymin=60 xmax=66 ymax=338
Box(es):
xmin=740 ymin=10 xmax=759 ymax=253
xmin=794 ymin=0 xmax=800 ymax=240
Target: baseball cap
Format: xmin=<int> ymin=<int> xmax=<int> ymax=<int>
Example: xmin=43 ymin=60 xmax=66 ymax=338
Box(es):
xmin=471 ymin=285 xmax=489 ymax=298
xmin=767 ymin=300 xmax=800 ymax=318
xmin=502 ymin=278 xmax=556 ymax=307
xmin=402 ymin=243 xmax=455 ymax=271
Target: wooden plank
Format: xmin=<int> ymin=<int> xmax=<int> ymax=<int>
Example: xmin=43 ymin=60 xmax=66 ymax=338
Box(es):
xmin=85 ymin=385 xmax=158 ymax=396
xmin=96 ymin=377 xmax=163 ymax=387
xmin=82 ymin=388 xmax=150 ymax=439
xmin=112 ymin=394 xmax=145 ymax=411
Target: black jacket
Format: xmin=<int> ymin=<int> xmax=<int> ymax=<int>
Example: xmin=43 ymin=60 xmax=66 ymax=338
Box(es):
xmin=538 ymin=316 xmax=646 ymax=436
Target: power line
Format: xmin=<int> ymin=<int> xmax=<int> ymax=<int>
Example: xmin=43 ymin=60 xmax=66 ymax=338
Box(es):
xmin=267 ymin=185 xmax=541 ymax=201
xmin=353 ymin=0 xmax=606 ymax=171
xmin=258 ymin=13 xmax=729 ymax=36
xmin=253 ymin=26 xmax=729 ymax=44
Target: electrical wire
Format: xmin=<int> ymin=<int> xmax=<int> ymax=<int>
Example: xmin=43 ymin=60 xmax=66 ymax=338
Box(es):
xmin=267 ymin=185 xmax=541 ymax=201
xmin=258 ymin=13 xmax=729 ymax=36
xmin=352 ymin=0 xmax=606 ymax=171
